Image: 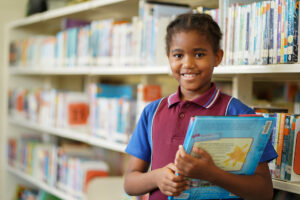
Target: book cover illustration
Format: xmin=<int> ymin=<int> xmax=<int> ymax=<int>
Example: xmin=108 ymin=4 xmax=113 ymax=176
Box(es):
xmin=169 ymin=116 xmax=276 ymax=200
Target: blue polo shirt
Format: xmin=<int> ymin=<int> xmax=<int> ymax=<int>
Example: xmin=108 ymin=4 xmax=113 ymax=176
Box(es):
xmin=126 ymin=83 xmax=277 ymax=200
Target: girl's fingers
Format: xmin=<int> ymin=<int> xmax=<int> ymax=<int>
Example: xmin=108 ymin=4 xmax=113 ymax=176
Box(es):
xmin=179 ymin=145 xmax=187 ymax=156
xmin=167 ymin=163 xmax=177 ymax=172
xmin=192 ymin=147 xmax=208 ymax=158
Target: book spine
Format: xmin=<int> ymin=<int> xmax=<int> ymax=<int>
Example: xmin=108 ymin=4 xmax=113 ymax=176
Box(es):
xmin=234 ymin=6 xmax=241 ymax=65
xmin=280 ymin=0 xmax=285 ymax=63
xmin=276 ymin=113 xmax=287 ymax=179
xmin=277 ymin=0 xmax=282 ymax=63
xmin=262 ymin=2 xmax=269 ymax=65
xmin=287 ymin=0 xmax=294 ymax=63
xmin=284 ymin=0 xmax=289 ymax=63
xmin=269 ymin=1 xmax=274 ymax=64
xmin=249 ymin=3 xmax=255 ymax=65
xmin=258 ymin=2 xmax=264 ymax=64
xmin=273 ymin=1 xmax=278 ymax=63
xmin=244 ymin=5 xmax=250 ymax=65
xmin=281 ymin=115 xmax=290 ymax=180
xmin=239 ymin=6 xmax=245 ymax=65
xmin=230 ymin=4 xmax=237 ymax=65
xmin=285 ymin=115 xmax=294 ymax=180
xmin=293 ymin=0 xmax=299 ymax=62
xmin=286 ymin=115 xmax=300 ymax=180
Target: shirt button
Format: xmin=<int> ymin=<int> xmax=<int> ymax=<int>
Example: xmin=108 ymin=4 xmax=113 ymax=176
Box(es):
xmin=179 ymin=112 xmax=185 ymax=119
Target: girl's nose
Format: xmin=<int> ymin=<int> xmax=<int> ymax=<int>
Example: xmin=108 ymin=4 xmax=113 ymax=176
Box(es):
xmin=182 ymin=55 xmax=195 ymax=68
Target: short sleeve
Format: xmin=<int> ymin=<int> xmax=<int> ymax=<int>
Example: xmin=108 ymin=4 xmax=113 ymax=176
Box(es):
xmin=125 ymin=99 xmax=162 ymax=163
xmin=125 ymin=108 xmax=152 ymax=163
xmin=259 ymin=140 xmax=278 ymax=162
xmin=227 ymin=97 xmax=278 ymax=163
xmin=226 ymin=98 xmax=255 ymax=116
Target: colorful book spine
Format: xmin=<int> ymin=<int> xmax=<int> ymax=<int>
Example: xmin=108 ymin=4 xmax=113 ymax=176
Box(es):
xmin=277 ymin=0 xmax=282 ymax=63
xmin=262 ymin=2 xmax=269 ymax=65
xmin=280 ymin=0 xmax=285 ymax=63
xmin=284 ymin=0 xmax=289 ymax=63
xmin=268 ymin=1 xmax=274 ymax=64
xmin=293 ymin=0 xmax=299 ymax=62
xmin=244 ymin=4 xmax=250 ymax=65
xmin=280 ymin=115 xmax=290 ymax=179
xmin=273 ymin=1 xmax=278 ymax=64
xmin=287 ymin=0 xmax=294 ymax=63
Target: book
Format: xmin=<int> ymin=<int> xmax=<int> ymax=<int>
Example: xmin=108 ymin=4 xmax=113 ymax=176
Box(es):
xmin=169 ymin=116 xmax=276 ymax=200
xmin=289 ymin=117 xmax=300 ymax=181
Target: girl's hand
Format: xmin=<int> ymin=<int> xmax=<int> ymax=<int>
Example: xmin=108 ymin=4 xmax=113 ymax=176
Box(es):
xmin=174 ymin=145 xmax=218 ymax=182
xmin=155 ymin=163 xmax=189 ymax=197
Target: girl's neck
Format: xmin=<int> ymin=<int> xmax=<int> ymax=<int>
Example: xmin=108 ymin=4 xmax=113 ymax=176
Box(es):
xmin=180 ymin=83 xmax=212 ymax=101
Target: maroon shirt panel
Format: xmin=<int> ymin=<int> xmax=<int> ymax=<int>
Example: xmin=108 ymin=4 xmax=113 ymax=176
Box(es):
xmin=150 ymin=90 xmax=231 ymax=200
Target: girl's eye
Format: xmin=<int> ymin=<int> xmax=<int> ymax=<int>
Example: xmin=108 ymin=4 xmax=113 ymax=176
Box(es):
xmin=173 ymin=54 xmax=183 ymax=58
xmin=195 ymin=53 xmax=205 ymax=58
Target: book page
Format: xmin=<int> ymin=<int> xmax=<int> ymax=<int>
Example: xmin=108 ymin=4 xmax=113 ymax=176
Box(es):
xmin=192 ymin=138 xmax=253 ymax=171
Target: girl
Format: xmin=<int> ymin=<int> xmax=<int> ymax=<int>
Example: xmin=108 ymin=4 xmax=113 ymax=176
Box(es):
xmin=124 ymin=13 xmax=277 ymax=200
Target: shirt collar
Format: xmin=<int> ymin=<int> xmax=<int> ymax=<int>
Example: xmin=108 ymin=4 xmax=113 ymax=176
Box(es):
xmin=167 ymin=82 xmax=220 ymax=109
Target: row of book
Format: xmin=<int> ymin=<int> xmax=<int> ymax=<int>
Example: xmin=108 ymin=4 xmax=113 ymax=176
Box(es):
xmin=9 ymin=0 xmax=300 ymax=68
xmin=9 ymin=1 xmax=193 ymax=68
xmin=222 ymin=0 xmax=298 ymax=65
xmin=261 ymin=113 xmax=300 ymax=181
xmin=8 ymin=136 xmax=109 ymax=199
xmin=8 ymin=83 xmax=162 ymax=144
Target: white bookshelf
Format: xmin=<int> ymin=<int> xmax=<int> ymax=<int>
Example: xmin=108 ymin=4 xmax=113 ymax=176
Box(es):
xmin=215 ymin=64 xmax=300 ymax=74
xmin=7 ymin=167 xmax=83 ymax=200
xmin=9 ymin=64 xmax=300 ymax=76
xmin=8 ymin=0 xmax=218 ymax=29
xmin=273 ymin=179 xmax=300 ymax=195
xmin=9 ymin=66 xmax=171 ymax=75
xmin=4 ymin=0 xmax=300 ymax=199
xmin=9 ymin=117 xmax=126 ymax=153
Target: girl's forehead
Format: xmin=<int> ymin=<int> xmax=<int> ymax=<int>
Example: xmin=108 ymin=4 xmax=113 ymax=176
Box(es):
xmin=170 ymin=31 xmax=209 ymax=45
xmin=171 ymin=30 xmax=208 ymax=40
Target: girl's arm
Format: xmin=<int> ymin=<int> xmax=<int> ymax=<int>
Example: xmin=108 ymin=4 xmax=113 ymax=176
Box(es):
xmin=175 ymin=146 xmax=273 ymax=200
xmin=124 ymin=155 xmax=189 ymax=197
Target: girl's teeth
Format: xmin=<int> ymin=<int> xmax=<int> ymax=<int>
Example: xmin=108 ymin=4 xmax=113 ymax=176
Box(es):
xmin=183 ymin=74 xmax=196 ymax=77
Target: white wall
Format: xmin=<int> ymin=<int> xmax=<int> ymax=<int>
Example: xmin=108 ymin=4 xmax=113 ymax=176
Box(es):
xmin=0 ymin=0 xmax=27 ymax=198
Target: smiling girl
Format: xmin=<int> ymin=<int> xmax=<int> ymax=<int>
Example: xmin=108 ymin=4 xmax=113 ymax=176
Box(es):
xmin=124 ymin=13 xmax=277 ymax=200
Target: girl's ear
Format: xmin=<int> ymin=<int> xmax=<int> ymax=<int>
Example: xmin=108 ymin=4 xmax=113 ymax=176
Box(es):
xmin=214 ymin=49 xmax=224 ymax=67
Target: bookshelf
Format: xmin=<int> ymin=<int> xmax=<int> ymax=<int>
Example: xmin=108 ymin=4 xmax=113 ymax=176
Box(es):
xmin=8 ymin=117 xmax=126 ymax=152
xmin=273 ymin=179 xmax=300 ymax=195
xmin=3 ymin=0 xmax=300 ymax=199
xmin=7 ymin=167 xmax=82 ymax=200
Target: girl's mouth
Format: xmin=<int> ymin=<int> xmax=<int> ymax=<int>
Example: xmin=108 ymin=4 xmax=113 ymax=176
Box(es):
xmin=181 ymin=73 xmax=200 ymax=80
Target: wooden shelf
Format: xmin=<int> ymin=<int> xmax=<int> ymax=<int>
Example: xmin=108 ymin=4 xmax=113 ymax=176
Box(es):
xmin=7 ymin=167 xmax=83 ymax=200
xmin=9 ymin=117 xmax=126 ymax=153
xmin=272 ymin=179 xmax=300 ymax=195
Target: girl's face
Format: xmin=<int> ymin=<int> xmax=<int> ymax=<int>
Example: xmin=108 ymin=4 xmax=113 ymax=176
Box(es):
xmin=168 ymin=30 xmax=223 ymax=101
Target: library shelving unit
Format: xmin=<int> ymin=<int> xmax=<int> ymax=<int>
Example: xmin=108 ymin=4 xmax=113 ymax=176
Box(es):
xmin=3 ymin=0 xmax=300 ymax=199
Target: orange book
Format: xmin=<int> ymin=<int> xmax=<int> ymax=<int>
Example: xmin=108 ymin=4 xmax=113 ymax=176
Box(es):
xmin=83 ymin=170 xmax=108 ymax=192
xmin=68 ymin=103 xmax=89 ymax=125
xmin=276 ymin=113 xmax=287 ymax=166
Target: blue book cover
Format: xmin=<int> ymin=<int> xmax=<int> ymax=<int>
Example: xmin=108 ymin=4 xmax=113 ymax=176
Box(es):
xmin=96 ymin=84 xmax=136 ymax=100
xmin=169 ymin=116 xmax=276 ymax=200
